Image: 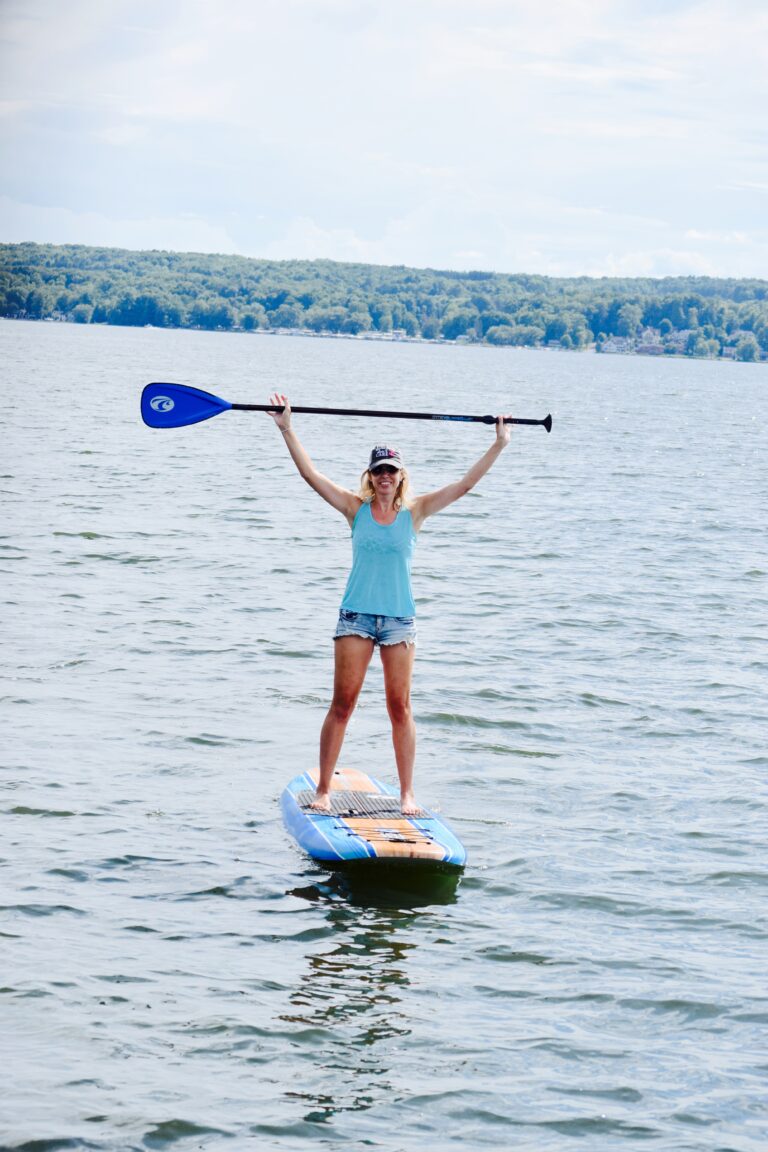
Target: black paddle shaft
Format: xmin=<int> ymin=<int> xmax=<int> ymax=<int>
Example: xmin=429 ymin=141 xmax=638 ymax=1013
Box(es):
xmin=232 ymin=403 xmax=552 ymax=431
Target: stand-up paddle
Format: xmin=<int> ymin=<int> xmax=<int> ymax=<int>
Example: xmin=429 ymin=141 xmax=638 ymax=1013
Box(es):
xmin=141 ymin=382 xmax=552 ymax=432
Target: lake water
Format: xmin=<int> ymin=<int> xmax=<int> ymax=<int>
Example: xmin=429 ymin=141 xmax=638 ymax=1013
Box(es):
xmin=1 ymin=318 xmax=766 ymax=1151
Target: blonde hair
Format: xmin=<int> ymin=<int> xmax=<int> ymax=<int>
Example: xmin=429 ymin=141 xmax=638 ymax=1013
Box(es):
xmin=359 ymin=466 xmax=412 ymax=510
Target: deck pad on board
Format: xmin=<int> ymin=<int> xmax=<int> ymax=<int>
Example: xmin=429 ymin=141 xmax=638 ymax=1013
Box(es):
xmin=281 ymin=768 xmax=466 ymax=869
xmin=295 ymin=790 xmax=428 ymax=818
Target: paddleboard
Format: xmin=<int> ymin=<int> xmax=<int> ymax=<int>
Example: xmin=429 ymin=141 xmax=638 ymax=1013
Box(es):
xmin=281 ymin=767 xmax=466 ymax=870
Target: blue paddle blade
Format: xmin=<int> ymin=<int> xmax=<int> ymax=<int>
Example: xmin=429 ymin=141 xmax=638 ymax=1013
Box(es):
xmin=141 ymin=383 xmax=232 ymax=428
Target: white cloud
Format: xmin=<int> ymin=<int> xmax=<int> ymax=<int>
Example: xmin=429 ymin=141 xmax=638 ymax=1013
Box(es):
xmin=250 ymin=200 xmax=768 ymax=279
xmin=95 ymin=123 xmax=148 ymax=146
xmin=0 ymin=196 xmax=240 ymax=255
xmin=685 ymin=229 xmax=748 ymax=244
xmin=1 ymin=0 xmax=767 ymax=277
xmin=581 ymin=249 xmax=717 ymax=278
xmin=522 ymin=60 xmax=683 ymax=86
xmin=0 ymin=100 xmax=34 ymax=118
xmin=720 ymin=181 xmax=768 ymax=194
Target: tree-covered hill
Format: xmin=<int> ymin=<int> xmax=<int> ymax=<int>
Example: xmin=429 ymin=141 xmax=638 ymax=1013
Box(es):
xmin=1 ymin=242 xmax=766 ymax=360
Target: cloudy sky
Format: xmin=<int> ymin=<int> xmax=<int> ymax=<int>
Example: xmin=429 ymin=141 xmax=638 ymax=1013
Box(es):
xmin=1 ymin=0 xmax=766 ymax=277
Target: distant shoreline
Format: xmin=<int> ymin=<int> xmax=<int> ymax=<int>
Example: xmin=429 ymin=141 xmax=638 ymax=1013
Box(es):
xmin=5 ymin=312 xmax=766 ymax=364
xmin=9 ymin=312 xmax=768 ymax=366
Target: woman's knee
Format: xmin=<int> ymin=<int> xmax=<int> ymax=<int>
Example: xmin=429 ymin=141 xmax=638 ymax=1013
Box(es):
xmin=386 ymin=695 xmax=412 ymax=725
xmin=329 ymin=692 xmax=359 ymax=724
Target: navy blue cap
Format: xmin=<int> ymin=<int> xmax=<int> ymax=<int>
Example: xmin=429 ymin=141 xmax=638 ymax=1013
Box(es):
xmin=368 ymin=445 xmax=404 ymax=470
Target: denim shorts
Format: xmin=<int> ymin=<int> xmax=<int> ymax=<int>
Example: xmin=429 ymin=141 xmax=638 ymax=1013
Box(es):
xmin=334 ymin=609 xmax=417 ymax=647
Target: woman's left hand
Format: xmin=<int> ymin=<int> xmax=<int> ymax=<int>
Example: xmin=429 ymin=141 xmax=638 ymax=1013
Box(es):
xmin=495 ymin=415 xmax=512 ymax=446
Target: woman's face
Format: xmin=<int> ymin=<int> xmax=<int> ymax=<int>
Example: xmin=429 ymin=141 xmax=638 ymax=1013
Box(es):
xmin=370 ymin=464 xmax=401 ymax=496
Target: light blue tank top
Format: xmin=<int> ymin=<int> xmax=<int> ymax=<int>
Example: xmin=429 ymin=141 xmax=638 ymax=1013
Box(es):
xmin=340 ymin=502 xmax=417 ymax=617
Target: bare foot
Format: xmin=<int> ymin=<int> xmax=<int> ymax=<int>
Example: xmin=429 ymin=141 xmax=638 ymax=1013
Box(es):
xmin=400 ymin=792 xmax=419 ymax=816
xmin=309 ymin=791 xmax=332 ymax=813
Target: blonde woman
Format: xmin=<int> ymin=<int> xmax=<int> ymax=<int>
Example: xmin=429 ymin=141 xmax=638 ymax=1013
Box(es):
xmin=269 ymin=393 xmax=512 ymax=814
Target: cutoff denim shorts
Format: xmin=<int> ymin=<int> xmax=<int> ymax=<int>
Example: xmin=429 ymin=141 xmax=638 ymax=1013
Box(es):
xmin=334 ymin=609 xmax=417 ymax=647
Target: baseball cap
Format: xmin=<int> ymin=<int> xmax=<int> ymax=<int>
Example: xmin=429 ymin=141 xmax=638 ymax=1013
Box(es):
xmin=368 ymin=446 xmax=404 ymax=471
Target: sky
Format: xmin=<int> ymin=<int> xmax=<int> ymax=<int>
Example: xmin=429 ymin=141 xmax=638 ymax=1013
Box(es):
xmin=1 ymin=0 xmax=767 ymax=278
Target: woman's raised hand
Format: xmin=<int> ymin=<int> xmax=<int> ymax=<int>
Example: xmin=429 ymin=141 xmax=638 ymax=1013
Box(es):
xmin=495 ymin=415 xmax=512 ymax=446
xmin=268 ymin=393 xmax=292 ymax=431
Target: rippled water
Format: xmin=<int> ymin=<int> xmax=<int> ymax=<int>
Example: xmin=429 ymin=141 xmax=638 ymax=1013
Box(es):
xmin=2 ymin=318 xmax=767 ymax=1151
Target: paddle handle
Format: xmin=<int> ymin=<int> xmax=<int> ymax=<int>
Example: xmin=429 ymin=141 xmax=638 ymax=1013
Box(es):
xmin=232 ymin=403 xmax=552 ymax=431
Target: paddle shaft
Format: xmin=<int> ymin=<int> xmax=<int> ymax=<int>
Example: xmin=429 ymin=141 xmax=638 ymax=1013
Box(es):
xmin=232 ymin=402 xmax=551 ymax=429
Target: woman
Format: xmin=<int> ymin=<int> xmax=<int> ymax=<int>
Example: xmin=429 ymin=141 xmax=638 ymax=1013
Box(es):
xmin=269 ymin=393 xmax=512 ymax=815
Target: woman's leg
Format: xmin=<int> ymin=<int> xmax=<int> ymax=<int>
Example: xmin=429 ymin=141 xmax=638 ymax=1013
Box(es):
xmin=314 ymin=635 xmax=374 ymax=810
xmin=380 ymin=641 xmax=418 ymax=814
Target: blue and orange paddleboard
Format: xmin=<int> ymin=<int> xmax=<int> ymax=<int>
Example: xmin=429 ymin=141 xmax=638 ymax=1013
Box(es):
xmin=281 ymin=767 xmax=466 ymax=870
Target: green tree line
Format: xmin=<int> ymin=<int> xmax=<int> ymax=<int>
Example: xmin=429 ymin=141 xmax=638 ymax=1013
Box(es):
xmin=1 ymin=242 xmax=766 ymax=360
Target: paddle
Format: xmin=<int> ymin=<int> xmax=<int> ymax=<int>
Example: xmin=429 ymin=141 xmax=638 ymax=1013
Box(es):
xmin=141 ymin=383 xmax=552 ymax=433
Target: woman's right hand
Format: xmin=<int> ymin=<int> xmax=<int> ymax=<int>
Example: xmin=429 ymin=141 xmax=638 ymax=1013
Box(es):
xmin=269 ymin=392 xmax=291 ymax=431
xmin=495 ymin=414 xmax=512 ymax=447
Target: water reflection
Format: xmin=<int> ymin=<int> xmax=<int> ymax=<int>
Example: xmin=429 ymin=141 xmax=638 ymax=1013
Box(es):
xmin=281 ymin=867 xmax=459 ymax=1123
xmin=291 ymin=865 xmax=461 ymax=910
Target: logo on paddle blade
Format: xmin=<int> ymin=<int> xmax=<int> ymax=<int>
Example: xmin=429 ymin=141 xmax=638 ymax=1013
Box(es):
xmin=150 ymin=395 xmax=175 ymax=412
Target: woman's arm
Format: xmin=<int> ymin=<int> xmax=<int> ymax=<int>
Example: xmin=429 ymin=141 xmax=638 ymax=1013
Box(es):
xmin=411 ymin=417 xmax=511 ymax=530
xmin=268 ymin=394 xmax=361 ymax=523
